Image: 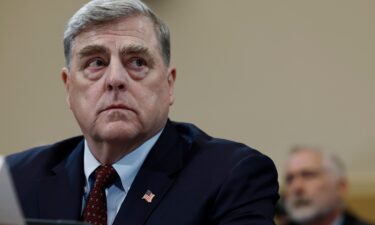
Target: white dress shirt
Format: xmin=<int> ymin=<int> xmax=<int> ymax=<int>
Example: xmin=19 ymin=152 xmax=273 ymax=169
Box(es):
xmin=82 ymin=130 xmax=162 ymax=225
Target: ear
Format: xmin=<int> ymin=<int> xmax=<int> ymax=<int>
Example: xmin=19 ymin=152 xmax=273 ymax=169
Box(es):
xmin=167 ymin=66 xmax=176 ymax=106
xmin=61 ymin=67 xmax=72 ymax=109
xmin=337 ymin=177 xmax=348 ymax=198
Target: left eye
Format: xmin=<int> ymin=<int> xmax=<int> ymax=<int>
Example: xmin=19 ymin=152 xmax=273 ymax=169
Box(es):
xmin=87 ymin=58 xmax=106 ymax=68
xmin=128 ymin=58 xmax=147 ymax=70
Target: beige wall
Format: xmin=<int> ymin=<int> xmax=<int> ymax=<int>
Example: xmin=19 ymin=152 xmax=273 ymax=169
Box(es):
xmin=1 ymin=0 xmax=374 ymax=213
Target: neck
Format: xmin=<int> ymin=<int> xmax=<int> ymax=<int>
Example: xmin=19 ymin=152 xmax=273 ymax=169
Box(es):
xmin=86 ymin=130 xmax=160 ymax=164
xmin=304 ymin=208 xmax=342 ymax=225
xmin=84 ymin=120 xmax=167 ymax=164
xmin=86 ymin=141 xmax=137 ymax=164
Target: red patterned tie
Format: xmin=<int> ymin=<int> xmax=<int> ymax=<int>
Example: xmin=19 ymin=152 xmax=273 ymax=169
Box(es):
xmin=82 ymin=165 xmax=118 ymax=225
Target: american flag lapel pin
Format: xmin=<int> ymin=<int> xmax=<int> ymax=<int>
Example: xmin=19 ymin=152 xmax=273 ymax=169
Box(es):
xmin=142 ymin=189 xmax=155 ymax=203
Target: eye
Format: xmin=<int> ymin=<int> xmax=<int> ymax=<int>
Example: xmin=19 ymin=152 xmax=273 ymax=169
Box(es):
xmin=128 ymin=57 xmax=148 ymax=71
xmin=82 ymin=58 xmax=107 ymax=80
xmin=285 ymin=174 xmax=294 ymax=184
xmin=86 ymin=58 xmax=107 ymax=69
xmin=300 ymin=170 xmax=320 ymax=180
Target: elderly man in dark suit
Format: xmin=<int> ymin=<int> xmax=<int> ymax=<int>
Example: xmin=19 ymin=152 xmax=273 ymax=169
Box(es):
xmin=6 ymin=1 xmax=279 ymax=225
xmin=283 ymin=146 xmax=373 ymax=225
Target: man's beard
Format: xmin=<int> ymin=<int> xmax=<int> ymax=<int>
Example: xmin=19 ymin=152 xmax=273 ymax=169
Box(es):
xmin=285 ymin=196 xmax=332 ymax=224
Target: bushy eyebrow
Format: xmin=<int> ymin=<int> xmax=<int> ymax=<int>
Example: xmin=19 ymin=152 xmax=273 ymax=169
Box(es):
xmin=120 ymin=44 xmax=150 ymax=56
xmin=77 ymin=45 xmax=111 ymax=59
xmin=120 ymin=44 xmax=155 ymax=66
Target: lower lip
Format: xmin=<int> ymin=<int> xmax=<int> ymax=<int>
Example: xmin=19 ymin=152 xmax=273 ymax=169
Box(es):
xmin=100 ymin=108 xmax=133 ymax=117
xmin=104 ymin=107 xmax=129 ymax=112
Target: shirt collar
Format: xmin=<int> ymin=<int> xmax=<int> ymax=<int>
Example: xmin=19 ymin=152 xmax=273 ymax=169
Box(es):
xmin=331 ymin=213 xmax=344 ymax=225
xmin=83 ymin=129 xmax=163 ymax=192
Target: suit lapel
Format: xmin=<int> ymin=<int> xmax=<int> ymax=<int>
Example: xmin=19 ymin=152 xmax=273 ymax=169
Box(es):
xmin=113 ymin=169 xmax=175 ymax=225
xmin=37 ymin=141 xmax=85 ymax=220
xmin=113 ymin=121 xmax=189 ymax=225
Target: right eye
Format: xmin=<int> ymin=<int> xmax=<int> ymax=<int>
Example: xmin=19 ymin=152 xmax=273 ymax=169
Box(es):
xmin=81 ymin=58 xmax=108 ymax=80
xmin=285 ymin=174 xmax=294 ymax=184
xmin=86 ymin=58 xmax=107 ymax=69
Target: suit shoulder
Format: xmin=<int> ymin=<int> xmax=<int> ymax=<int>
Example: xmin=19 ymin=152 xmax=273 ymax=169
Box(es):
xmin=6 ymin=136 xmax=84 ymax=173
xmin=170 ymin=122 xmax=279 ymax=222
xmin=172 ymin=121 xmax=274 ymax=166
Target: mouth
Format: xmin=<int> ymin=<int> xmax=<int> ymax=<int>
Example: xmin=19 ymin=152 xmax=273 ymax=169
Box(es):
xmin=99 ymin=104 xmax=133 ymax=114
xmin=293 ymin=198 xmax=312 ymax=208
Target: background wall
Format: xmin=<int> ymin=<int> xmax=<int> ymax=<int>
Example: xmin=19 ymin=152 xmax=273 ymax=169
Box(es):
xmin=1 ymin=0 xmax=374 ymax=220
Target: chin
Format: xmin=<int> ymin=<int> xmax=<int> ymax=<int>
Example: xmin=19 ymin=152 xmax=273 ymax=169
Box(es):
xmin=96 ymin=122 xmax=142 ymax=142
xmin=288 ymin=206 xmax=320 ymax=224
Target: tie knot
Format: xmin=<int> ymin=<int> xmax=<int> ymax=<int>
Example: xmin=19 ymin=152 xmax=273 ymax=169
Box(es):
xmin=93 ymin=165 xmax=118 ymax=189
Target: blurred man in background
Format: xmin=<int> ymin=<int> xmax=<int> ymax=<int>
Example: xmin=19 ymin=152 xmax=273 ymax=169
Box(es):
xmin=283 ymin=146 xmax=373 ymax=225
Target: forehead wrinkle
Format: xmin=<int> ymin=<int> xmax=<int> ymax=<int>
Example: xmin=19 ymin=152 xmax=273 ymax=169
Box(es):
xmin=286 ymin=153 xmax=321 ymax=175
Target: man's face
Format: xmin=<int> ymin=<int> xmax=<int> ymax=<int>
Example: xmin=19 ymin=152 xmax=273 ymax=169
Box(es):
xmin=284 ymin=151 xmax=343 ymax=223
xmin=62 ymin=15 xmax=176 ymax=148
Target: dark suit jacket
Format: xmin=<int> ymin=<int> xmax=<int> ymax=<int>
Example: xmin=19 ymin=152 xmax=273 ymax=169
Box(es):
xmin=6 ymin=120 xmax=279 ymax=225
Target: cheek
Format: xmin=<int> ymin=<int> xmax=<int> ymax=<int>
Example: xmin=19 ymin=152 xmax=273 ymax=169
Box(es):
xmin=322 ymin=182 xmax=338 ymax=195
xmin=310 ymin=180 xmax=331 ymax=197
xmin=285 ymin=189 xmax=294 ymax=198
xmin=69 ymin=80 xmax=102 ymax=111
xmin=137 ymin=79 xmax=169 ymax=103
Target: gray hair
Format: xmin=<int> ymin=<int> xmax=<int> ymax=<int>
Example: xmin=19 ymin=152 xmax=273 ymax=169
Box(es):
xmin=63 ymin=0 xmax=170 ymax=68
xmin=290 ymin=145 xmax=347 ymax=181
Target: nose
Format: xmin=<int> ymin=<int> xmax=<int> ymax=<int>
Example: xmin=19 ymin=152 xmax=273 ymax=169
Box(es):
xmin=105 ymin=58 xmax=128 ymax=92
xmin=289 ymin=176 xmax=305 ymax=196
